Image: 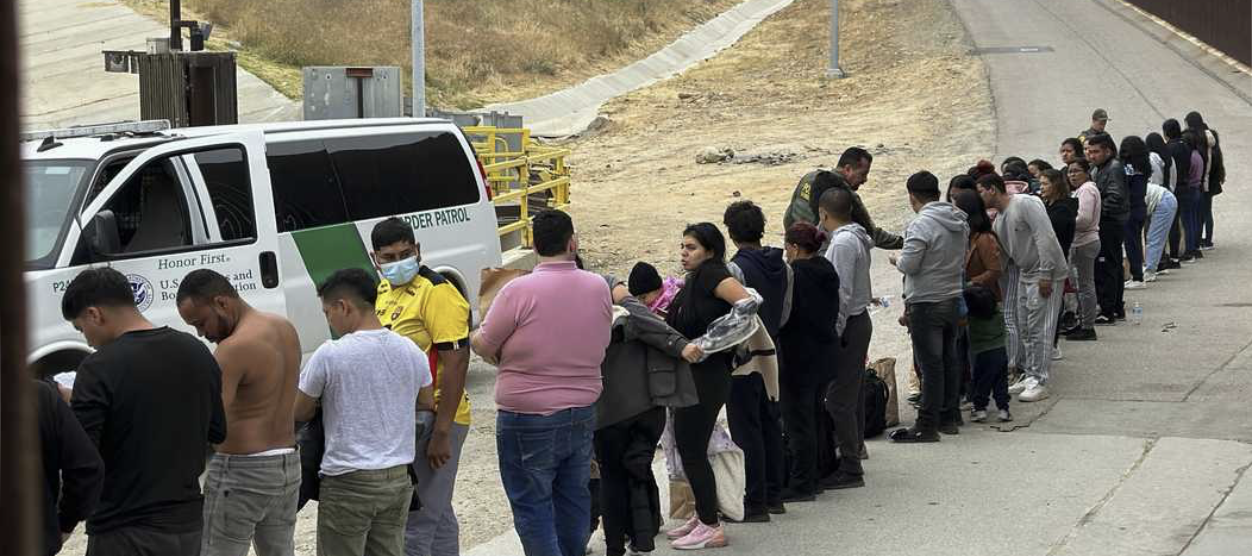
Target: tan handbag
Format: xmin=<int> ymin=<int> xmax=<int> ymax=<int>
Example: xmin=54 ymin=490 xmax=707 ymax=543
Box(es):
xmin=870 ymin=357 xmax=899 ymax=427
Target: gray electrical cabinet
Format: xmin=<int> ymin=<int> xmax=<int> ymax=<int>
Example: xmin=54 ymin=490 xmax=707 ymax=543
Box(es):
xmin=303 ymin=66 xmax=402 ymax=120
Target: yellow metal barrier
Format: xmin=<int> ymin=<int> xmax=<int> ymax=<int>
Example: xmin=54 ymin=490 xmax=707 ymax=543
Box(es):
xmin=462 ymin=125 xmax=571 ymax=248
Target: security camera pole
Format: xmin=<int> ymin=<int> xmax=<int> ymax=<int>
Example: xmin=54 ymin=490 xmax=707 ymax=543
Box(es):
xmin=827 ymin=0 xmax=846 ymax=78
xmin=412 ymin=0 xmax=425 ymax=117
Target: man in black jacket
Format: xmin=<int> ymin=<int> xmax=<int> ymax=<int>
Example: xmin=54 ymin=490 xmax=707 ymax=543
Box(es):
xmin=36 ymin=379 xmax=104 ymax=556
xmin=1085 ymin=133 xmax=1130 ymax=323
xmin=63 ymin=267 xmax=227 ymax=556
xmin=1163 ymin=119 xmax=1194 ymax=267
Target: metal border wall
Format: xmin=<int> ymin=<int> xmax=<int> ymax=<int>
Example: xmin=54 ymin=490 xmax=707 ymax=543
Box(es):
xmin=1124 ymin=0 xmax=1250 ymax=66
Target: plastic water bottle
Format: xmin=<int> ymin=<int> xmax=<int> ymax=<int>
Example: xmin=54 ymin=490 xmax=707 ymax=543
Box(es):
xmin=1132 ymin=302 xmax=1143 ymax=326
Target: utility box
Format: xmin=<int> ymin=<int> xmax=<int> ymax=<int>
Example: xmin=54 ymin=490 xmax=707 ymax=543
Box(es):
xmin=138 ymin=52 xmax=238 ymax=127
xmin=105 ymin=50 xmax=239 ymax=127
xmin=303 ymin=67 xmax=402 ymax=120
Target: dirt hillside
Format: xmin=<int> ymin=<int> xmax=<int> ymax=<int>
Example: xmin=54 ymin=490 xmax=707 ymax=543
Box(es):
xmin=567 ymin=0 xmax=995 ymax=281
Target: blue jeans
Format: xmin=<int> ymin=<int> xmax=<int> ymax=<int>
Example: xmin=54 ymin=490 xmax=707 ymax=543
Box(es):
xmin=1145 ymin=193 xmax=1178 ymax=274
xmin=497 ymin=406 xmax=595 ymax=556
xmin=1179 ymin=187 xmax=1201 ymax=254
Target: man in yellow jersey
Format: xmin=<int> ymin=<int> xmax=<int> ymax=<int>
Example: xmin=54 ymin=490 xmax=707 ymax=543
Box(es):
xmin=371 ymin=217 xmax=473 ymax=556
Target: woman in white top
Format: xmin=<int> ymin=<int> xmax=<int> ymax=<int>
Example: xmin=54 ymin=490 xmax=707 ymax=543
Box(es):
xmin=1064 ymin=159 xmax=1101 ymax=341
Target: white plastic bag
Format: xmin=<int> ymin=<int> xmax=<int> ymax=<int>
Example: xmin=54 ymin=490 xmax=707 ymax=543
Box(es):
xmin=692 ymin=289 xmax=762 ymax=361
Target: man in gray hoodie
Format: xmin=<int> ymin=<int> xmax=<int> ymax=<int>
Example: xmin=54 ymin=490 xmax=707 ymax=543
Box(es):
xmin=816 ymin=187 xmax=873 ymax=487
xmin=977 ymin=174 xmax=1068 ymax=404
xmin=888 ymin=171 xmax=969 ymax=443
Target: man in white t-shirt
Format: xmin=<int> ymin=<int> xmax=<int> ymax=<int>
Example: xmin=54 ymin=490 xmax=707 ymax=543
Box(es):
xmin=294 ymin=268 xmax=433 ymax=556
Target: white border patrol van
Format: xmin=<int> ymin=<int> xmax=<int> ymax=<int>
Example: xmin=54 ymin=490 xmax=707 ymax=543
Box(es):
xmin=22 ymin=118 xmax=502 ymax=375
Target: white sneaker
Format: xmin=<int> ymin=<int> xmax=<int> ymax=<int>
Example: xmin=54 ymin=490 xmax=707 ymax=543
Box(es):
xmin=1125 ymin=280 xmax=1147 ymax=290
xmin=971 ymin=410 xmax=989 ymax=423
xmin=1019 ymin=382 xmax=1051 ymax=402
xmin=1009 ymin=376 xmax=1036 ymax=395
xmin=1144 ymin=272 xmax=1158 ymax=283
xmin=1052 ymin=346 xmax=1064 ymax=361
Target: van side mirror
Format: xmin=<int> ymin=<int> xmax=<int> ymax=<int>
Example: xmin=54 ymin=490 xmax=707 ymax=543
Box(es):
xmin=84 ymin=210 xmax=122 ymax=258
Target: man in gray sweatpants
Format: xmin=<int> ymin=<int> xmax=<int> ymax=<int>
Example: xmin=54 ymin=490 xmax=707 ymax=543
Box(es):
xmin=978 ymin=174 xmax=1069 ymax=403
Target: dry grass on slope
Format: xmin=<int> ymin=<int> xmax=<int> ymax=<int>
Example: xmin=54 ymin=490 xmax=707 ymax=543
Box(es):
xmin=129 ymin=0 xmax=740 ymax=109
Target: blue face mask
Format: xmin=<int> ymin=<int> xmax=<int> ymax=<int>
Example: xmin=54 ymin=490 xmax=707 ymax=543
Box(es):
xmin=380 ymin=256 xmax=420 ymax=286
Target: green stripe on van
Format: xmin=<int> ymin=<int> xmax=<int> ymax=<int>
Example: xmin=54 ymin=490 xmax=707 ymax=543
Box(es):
xmin=291 ymin=223 xmax=376 ymax=289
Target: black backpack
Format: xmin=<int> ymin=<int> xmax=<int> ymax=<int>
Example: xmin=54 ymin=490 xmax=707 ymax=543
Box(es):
xmin=863 ymin=368 xmax=890 ymax=438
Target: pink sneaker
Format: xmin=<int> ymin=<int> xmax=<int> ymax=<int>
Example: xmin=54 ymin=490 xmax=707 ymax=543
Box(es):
xmin=666 ymin=517 xmax=700 ymax=540
xmin=670 ymin=522 xmax=728 ymax=550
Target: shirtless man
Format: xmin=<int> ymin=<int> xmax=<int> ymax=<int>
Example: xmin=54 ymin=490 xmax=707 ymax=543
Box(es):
xmin=177 ymin=269 xmax=302 ymax=556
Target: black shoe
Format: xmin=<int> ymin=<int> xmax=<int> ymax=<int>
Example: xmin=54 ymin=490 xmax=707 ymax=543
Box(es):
xmin=821 ymin=472 xmax=865 ymax=490
xmin=906 ymin=392 xmax=921 ymax=404
xmin=889 ymin=427 xmax=940 ymax=443
xmin=779 ymin=488 xmax=817 ymax=503
xmin=1115 ymin=311 xmax=1127 ymax=321
xmin=939 ymin=422 xmax=960 ymax=435
xmin=1162 ymin=260 xmax=1182 ymax=270
xmin=725 ymin=510 xmax=770 ymax=523
xmin=768 ymin=501 xmax=787 ymax=514
xmin=1065 ymin=327 xmax=1097 ymax=341
xmin=1095 ymin=314 xmax=1117 ymax=326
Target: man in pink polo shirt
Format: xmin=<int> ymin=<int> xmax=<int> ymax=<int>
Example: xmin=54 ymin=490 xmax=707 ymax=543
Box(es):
xmin=472 ymin=210 xmax=612 ymax=556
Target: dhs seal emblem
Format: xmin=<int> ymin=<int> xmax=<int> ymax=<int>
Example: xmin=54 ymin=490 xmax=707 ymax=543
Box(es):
xmin=126 ymin=274 xmax=154 ymax=312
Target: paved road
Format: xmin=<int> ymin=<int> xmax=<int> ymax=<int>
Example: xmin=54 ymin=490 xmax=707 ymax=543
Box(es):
xmin=17 ymin=0 xmax=298 ymax=130
xmin=472 ymin=0 xmax=1252 ymax=554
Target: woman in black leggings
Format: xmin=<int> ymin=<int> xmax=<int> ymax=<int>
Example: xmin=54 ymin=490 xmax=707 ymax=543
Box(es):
xmin=664 ymin=223 xmax=750 ymax=551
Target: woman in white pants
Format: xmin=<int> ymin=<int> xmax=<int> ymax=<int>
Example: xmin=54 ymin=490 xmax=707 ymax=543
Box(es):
xmin=1143 ymin=184 xmax=1178 ymax=283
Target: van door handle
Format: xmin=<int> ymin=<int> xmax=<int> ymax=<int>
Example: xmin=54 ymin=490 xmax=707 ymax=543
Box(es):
xmin=259 ymin=251 xmax=280 ymax=289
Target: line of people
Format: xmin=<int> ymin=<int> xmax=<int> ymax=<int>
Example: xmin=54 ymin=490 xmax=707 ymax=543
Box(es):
xmin=36 ymin=107 xmax=1225 ymax=556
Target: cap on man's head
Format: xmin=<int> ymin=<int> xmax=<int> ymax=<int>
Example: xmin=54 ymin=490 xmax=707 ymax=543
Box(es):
xmin=628 ymin=262 xmax=663 ymax=296
xmin=906 ymin=171 xmax=940 ymax=196
xmin=1092 ymin=108 xmax=1109 ymax=121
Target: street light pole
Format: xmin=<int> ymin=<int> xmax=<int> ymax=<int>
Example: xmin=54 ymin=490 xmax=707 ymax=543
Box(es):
xmin=412 ymin=0 xmax=425 ymax=117
xmin=827 ymin=0 xmax=846 ymax=78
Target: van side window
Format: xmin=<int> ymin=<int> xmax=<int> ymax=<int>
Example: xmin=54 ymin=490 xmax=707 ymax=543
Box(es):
xmin=194 ymin=148 xmax=256 ymax=241
xmin=327 ymin=131 xmax=480 ymax=220
xmin=267 ymin=140 xmax=350 ymax=232
xmin=103 ymin=157 xmax=193 ymax=254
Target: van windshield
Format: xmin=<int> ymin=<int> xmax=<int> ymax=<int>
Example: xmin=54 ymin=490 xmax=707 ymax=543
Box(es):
xmin=25 ymin=159 xmax=92 ymax=268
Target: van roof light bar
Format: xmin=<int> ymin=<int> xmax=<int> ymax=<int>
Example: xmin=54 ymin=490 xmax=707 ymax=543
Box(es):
xmin=19 ymin=120 xmax=172 ymax=143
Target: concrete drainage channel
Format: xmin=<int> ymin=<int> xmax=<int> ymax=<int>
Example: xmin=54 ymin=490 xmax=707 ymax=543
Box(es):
xmin=486 ymin=0 xmax=800 ymax=138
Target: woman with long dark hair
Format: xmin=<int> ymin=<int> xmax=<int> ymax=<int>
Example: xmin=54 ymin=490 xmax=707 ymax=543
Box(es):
xmin=777 ymin=222 xmax=840 ymax=503
xmin=1119 ymin=136 xmax=1151 ymax=288
xmin=1185 ymin=111 xmax=1222 ymax=251
xmin=1179 ymin=130 xmax=1206 ymax=262
xmin=1145 ymin=132 xmax=1175 ymax=190
xmin=951 ymin=189 xmax=1012 ymax=422
xmin=664 ymin=223 xmax=750 ymax=550
xmin=1040 ymin=169 xmax=1078 ymax=359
